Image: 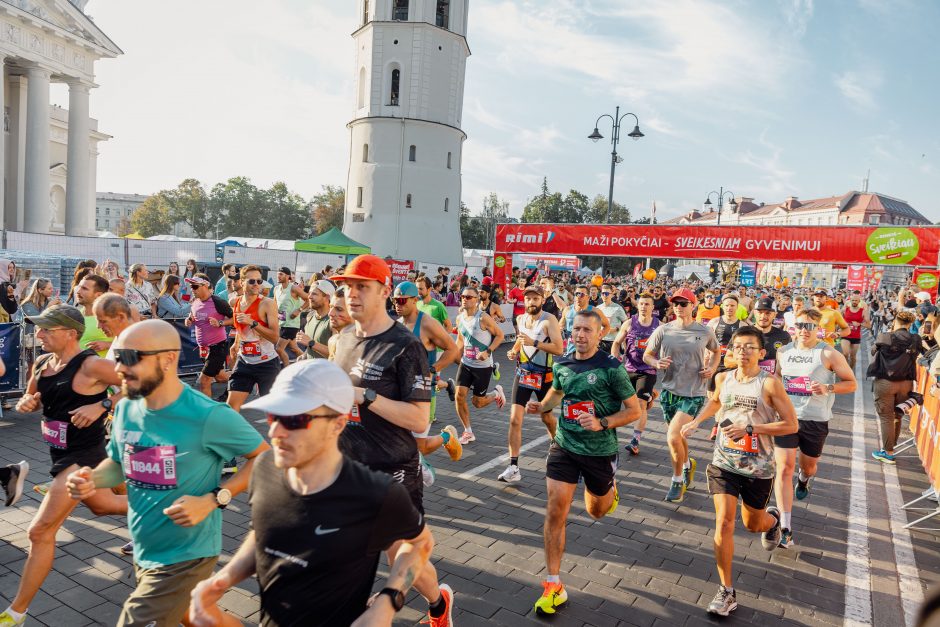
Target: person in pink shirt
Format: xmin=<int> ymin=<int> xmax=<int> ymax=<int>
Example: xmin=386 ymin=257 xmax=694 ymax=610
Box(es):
xmin=185 ymin=275 xmax=234 ymax=396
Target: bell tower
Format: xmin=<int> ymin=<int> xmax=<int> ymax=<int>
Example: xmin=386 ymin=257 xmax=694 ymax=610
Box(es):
xmin=342 ymin=0 xmax=470 ymax=264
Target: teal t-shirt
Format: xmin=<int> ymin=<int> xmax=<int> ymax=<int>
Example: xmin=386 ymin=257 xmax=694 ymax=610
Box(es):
xmin=107 ymin=386 xmax=264 ymax=568
xmin=551 ymin=351 xmax=636 ymax=456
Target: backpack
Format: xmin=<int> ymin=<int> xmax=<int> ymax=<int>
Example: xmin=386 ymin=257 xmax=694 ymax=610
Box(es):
xmin=868 ymin=330 xmax=922 ymax=381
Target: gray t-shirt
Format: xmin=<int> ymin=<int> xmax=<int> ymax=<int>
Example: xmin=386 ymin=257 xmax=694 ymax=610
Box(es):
xmin=598 ymin=302 xmax=627 ymax=342
xmin=645 ymin=320 xmax=719 ymax=397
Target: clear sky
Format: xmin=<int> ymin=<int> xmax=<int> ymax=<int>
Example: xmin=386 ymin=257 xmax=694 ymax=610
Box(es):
xmin=74 ymin=0 xmax=940 ymax=223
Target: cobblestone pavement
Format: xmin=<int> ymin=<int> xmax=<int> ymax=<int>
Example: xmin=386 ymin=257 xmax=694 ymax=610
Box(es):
xmin=0 ymin=347 xmax=938 ymax=626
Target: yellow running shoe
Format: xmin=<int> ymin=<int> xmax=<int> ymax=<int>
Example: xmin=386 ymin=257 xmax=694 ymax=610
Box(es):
xmin=441 ymin=425 xmax=463 ymax=461
xmin=684 ymin=457 xmax=697 ymax=490
xmin=607 ymin=484 xmax=619 ymax=515
xmin=534 ymin=581 xmax=568 ymax=616
xmin=0 ymin=610 xmax=26 ymax=626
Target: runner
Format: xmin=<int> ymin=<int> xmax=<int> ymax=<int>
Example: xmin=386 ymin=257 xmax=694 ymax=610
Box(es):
xmin=330 ymin=255 xmax=455 ymax=625
xmin=226 ymin=265 xmax=281 ymax=413
xmin=612 ymin=291 xmax=660 ymax=455
xmin=1 ymin=305 xmax=127 ymax=627
xmin=597 ymin=283 xmax=627 ymax=354
xmin=644 ymin=288 xmax=720 ymax=503
xmin=453 ymin=285 xmax=506 ymax=444
xmin=774 ymin=294 xmax=792 ymax=329
xmin=393 ymin=281 xmax=463 ymax=485
xmin=0 ymin=359 xmax=28 ymax=510
xmin=705 ymin=293 xmax=747 ymax=439
xmin=75 ymin=273 xmax=112 ymax=356
xmin=417 ymin=276 xmax=451 ymax=330
xmin=214 ymin=263 xmax=236 ymax=297
xmin=296 ymin=279 xmax=334 ymax=360
xmin=561 ymin=286 xmax=610 ymax=356
xmin=525 ymin=309 xmax=640 ymax=616
xmin=184 ymin=274 xmax=234 ymax=397
xmin=680 ymin=326 xmax=798 ymax=616
xmin=774 ymin=307 xmax=857 ymax=548
xmin=480 ymin=284 xmax=505 ymax=323
xmin=93 ymin=293 xmax=136 ymax=350
xmin=539 ymin=274 xmax=565 ymax=318
xmin=747 ymin=298 xmax=793 ymax=375
xmin=499 ymin=285 xmax=564 ymax=483
xmin=326 ymin=286 xmax=353 ymax=360
xmin=841 ymin=290 xmax=870 ymax=369
xmin=695 ymin=291 xmax=721 ymax=324
xmin=189 ymin=360 xmax=436 ymax=627
xmin=273 ymin=267 xmax=305 ymax=366
xmin=811 ymin=288 xmax=849 ymax=348
xmin=65 ymin=319 xmax=267 ymax=627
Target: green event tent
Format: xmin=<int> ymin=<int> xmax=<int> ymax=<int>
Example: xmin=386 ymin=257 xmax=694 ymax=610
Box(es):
xmin=294 ymin=228 xmax=371 ymax=255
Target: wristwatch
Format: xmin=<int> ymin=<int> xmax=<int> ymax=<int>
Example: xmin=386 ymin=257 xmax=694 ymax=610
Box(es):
xmin=377 ymin=587 xmax=405 ymax=612
xmin=101 ymin=398 xmax=113 ymax=412
xmin=361 ymin=388 xmax=378 ymax=409
xmin=599 ymin=417 xmax=610 ymax=431
xmin=212 ymin=487 xmax=232 ymax=510
xmin=826 ymin=383 xmax=835 ymax=394
xmin=250 ymin=320 xmax=259 ymax=329
xmin=745 ymin=424 xmax=754 ymax=436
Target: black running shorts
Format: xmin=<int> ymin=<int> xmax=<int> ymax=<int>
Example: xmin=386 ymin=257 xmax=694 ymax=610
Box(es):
xmin=456 ymin=362 xmax=493 ymax=397
xmin=510 ymin=370 xmax=553 ymax=407
xmin=844 ymin=337 xmax=861 ymax=345
xmin=49 ymin=443 xmax=108 ymax=478
xmin=706 ymin=464 xmax=774 ymax=510
xmin=546 ymin=442 xmax=617 ymax=497
xmin=628 ymin=372 xmax=657 ymax=403
xmin=773 ymin=419 xmax=829 ymax=458
xmin=228 ymin=358 xmax=281 ymax=395
xmin=201 ymin=342 xmax=228 ymax=378
xmin=369 ymin=455 xmax=424 ymax=516
xmin=279 ymin=327 xmax=300 ymax=341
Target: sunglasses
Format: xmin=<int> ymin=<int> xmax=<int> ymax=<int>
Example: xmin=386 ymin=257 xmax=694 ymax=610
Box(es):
xmin=601 ymin=291 xmax=611 ymax=296
xmin=795 ymin=322 xmax=817 ymax=330
xmin=461 ymin=294 xmax=477 ymax=300
xmin=266 ymin=412 xmax=342 ymax=430
xmin=575 ymin=292 xmax=588 ymax=297
xmin=394 ymin=297 xmax=412 ymax=305
xmin=672 ymin=300 xmax=691 ymax=307
xmin=113 ymin=348 xmax=177 ymax=366
xmin=246 ymin=279 xmax=264 ymax=285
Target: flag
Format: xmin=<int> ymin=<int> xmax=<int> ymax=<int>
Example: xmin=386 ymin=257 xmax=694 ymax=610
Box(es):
xmin=633 ymin=262 xmax=642 ymax=278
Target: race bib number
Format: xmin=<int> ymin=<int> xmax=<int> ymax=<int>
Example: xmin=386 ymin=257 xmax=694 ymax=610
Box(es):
xmin=720 ymin=346 xmax=729 ymax=357
xmin=517 ymin=369 xmax=543 ymax=390
xmin=199 ymin=345 xmax=210 ymax=359
xmin=784 ymin=375 xmax=812 ymax=396
xmin=123 ymin=444 xmax=177 ymax=490
xmin=348 ymin=404 xmax=362 ymax=424
xmin=241 ymin=341 xmax=261 ymax=356
xmin=562 ymin=400 xmax=595 ymax=426
xmin=41 ymin=419 xmax=68 ymax=449
xmin=758 ymin=359 xmax=776 ymax=374
xmin=816 ymin=328 xmax=827 ymax=339
xmin=721 ymin=431 xmax=760 ymax=457
xmin=637 ymin=338 xmax=649 ymax=350
xmin=278 ymin=310 xmax=286 ymax=322
xmin=464 ymin=346 xmax=479 ymax=360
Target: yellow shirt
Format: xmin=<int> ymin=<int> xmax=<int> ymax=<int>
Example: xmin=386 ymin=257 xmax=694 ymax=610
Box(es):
xmin=819 ymin=308 xmax=848 ymax=345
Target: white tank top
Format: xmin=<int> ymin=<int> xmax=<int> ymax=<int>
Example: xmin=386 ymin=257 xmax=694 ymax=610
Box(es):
xmin=778 ymin=342 xmax=836 ymax=422
xmin=459 ymin=310 xmax=493 ymax=368
xmin=518 ymin=311 xmax=552 ymax=370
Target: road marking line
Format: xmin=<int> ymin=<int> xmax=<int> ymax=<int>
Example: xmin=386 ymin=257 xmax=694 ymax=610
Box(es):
xmin=880 ymin=456 xmax=924 ymax=627
xmin=843 ymin=357 xmax=872 ymax=627
xmin=458 ymin=434 xmax=551 ymax=479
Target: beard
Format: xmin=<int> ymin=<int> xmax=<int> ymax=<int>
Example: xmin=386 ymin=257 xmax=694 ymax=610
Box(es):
xmin=526 ymin=304 xmax=542 ymax=315
xmin=122 ymin=368 xmax=165 ymax=400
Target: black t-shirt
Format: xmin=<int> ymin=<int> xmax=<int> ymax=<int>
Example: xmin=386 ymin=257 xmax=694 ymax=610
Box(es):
xmin=333 ymin=321 xmax=431 ymax=467
xmin=542 ymin=290 xmax=559 ymax=317
xmin=653 ymin=296 xmax=670 ymax=320
xmin=761 ymin=326 xmax=793 ymax=363
xmin=249 ymin=453 xmax=425 ymax=627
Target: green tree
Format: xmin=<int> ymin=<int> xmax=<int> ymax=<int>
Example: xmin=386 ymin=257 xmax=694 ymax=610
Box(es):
xmin=130 ymin=193 xmax=174 ymax=237
xmin=164 ymin=179 xmax=213 ymax=238
xmin=583 ymin=195 xmax=631 ymax=224
xmin=211 ymin=177 xmax=264 ymax=238
xmin=522 ymin=178 xmax=564 ymax=223
xmin=265 ymin=181 xmax=310 ymax=239
xmin=310 ymin=185 xmax=345 ymax=234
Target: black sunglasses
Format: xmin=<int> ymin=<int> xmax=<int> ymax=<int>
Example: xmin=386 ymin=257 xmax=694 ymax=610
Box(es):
xmin=246 ymin=279 xmax=264 ymax=285
xmin=114 ymin=348 xmax=177 ymax=367
xmin=672 ymin=300 xmax=691 ymax=307
xmin=266 ymin=412 xmax=342 ymax=430
xmin=394 ymin=297 xmax=411 ymax=305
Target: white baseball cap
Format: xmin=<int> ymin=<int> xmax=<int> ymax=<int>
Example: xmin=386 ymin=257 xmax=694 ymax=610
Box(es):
xmin=312 ymin=279 xmax=336 ymax=297
xmin=915 ymin=291 xmax=933 ymax=302
xmin=243 ymin=360 xmax=354 ymax=416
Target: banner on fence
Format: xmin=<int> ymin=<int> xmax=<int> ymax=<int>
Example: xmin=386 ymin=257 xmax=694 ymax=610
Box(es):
xmin=910 ymin=366 xmax=940 ymax=493
xmin=168 ymin=319 xmax=206 ymax=376
xmin=0 ymin=323 xmax=20 ymax=393
xmin=913 ymin=267 xmax=940 ymax=301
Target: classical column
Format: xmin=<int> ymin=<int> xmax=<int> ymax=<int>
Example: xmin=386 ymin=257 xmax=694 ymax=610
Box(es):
xmin=6 ymin=75 xmax=27 ymax=231
xmin=0 ymin=57 xmax=6 ymax=231
xmin=65 ymin=80 xmax=90 ymax=235
xmin=23 ymin=65 xmax=50 ymax=233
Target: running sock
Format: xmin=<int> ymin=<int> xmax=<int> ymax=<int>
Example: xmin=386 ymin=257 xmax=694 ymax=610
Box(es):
xmin=545 ymin=574 xmax=561 ymax=584
xmin=781 ymin=511 xmax=792 ymax=529
xmin=428 ymin=594 xmax=447 ymax=618
xmin=722 ymin=586 xmax=735 ymax=594
xmin=440 ymin=431 xmax=451 ymax=444
xmin=632 ymin=429 xmax=642 ymax=442
xmin=672 ymin=475 xmax=683 ymax=483
xmin=798 ymin=469 xmax=809 ymax=483
xmin=510 ymin=457 xmax=518 ymax=467
xmin=683 ymin=459 xmax=691 ymax=470
xmin=3 ymin=608 xmax=25 ymax=622
xmin=0 ymin=467 xmax=10 ymax=483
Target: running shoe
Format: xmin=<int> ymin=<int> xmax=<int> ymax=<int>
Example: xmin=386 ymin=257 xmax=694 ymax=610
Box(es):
xmin=445 ymin=378 xmax=456 ymax=402
xmin=683 ymin=457 xmax=697 ymax=490
xmin=0 ymin=611 xmax=26 ymax=626
xmin=33 ymin=482 xmax=50 ymax=496
xmin=607 ymin=484 xmax=619 ymax=515
xmin=706 ymin=586 xmax=737 ymax=616
xmin=533 ymin=581 xmax=568 ymax=616
xmin=2 ymin=461 xmax=28 ymax=507
xmin=492 ymin=384 xmax=506 ymax=409
xmin=441 ymin=426 xmax=463 ymax=461
xmin=497 ymin=464 xmax=521 ymax=483
xmin=872 ymin=449 xmax=896 ymax=465
xmin=223 ymin=459 xmax=238 ymax=475
xmin=778 ymin=528 xmax=794 ymax=549
xmin=795 ymin=474 xmax=812 ymax=500
xmin=419 ymin=454 xmax=436 ymax=488
xmin=425 ymin=583 xmax=455 ymax=627
xmin=709 ymin=423 xmax=719 ymax=441
xmin=458 ymin=430 xmax=476 ymax=445
xmin=664 ymin=480 xmax=686 ymax=503
xmin=120 ymin=541 xmax=134 ymax=556
xmin=761 ymin=507 xmax=782 ymax=551
xmin=625 ymin=437 xmax=640 ymax=456
xmin=493 ymin=362 xmax=501 ymax=381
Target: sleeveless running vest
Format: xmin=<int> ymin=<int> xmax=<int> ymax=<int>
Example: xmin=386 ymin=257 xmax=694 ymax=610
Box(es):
xmin=844 ymin=306 xmax=864 ymax=339
xmin=712 ymin=370 xmax=777 ymax=479
xmin=408 ymin=311 xmax=437 ymax=370
xmin=234 ymin=296 xmax=277 ymax=364
xmin=36 ymin=350 xmax=107 ymax=452
xmin=779 ymin=342 xmax=836 ymax=422
xmin=624 ymin=315 xmax=659 ymax=374
xmin=459 ymin=309 xmax=493 ymax=368
xmin=714 ymin=317 xmax=744 ymax=357
xmin=518 ymin=311 xmax=553 ymax=373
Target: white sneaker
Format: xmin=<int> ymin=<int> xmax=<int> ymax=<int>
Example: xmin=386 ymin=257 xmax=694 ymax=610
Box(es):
xmin=497 ymin=464 xmax=521 ymax=483
xmin=493 ymin=384 xmax=506 ymax=409
xmin=458 ymin=430 xmax=476 ymax=444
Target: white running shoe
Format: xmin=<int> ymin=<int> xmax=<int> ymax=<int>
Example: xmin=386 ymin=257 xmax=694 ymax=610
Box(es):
xmin=497 ymin=464 xmax=521 ymax=483
xmin=493 ymin=384 xmax=506 ymax=409
xmin=458 ymin=430 xmax=476 ymax=444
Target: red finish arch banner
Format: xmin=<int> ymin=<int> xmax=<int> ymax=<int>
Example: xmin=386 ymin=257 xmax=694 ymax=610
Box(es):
xmin=495 ymin=224 xmax=940 ymax=266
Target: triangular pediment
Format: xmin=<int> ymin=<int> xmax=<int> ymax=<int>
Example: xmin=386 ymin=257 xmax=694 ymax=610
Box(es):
xmin=5 ymin=0 xmax=122 ymax=56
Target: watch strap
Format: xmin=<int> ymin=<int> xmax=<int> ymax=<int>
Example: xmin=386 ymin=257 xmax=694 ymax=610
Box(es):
xmin=378 ymin=587 xmax=404 ymax=612
xmin=212 ymin=487 xmax=229 ymax=509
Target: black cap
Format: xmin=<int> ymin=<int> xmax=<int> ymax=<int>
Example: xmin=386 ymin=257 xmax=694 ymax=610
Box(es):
xmin=278 ymin=267 xmax=292 ymax=276
xmin=754 ymin=297 xmax=775 ymax=311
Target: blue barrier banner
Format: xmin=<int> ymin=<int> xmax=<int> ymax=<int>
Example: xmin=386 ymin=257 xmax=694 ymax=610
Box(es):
xmin=740 ymin=262 xmax=757 ymax=287
xmin=168 ymin=319 xmax=205 ymax=376
xmin=0 ymin=323 xmax=21 ymax=392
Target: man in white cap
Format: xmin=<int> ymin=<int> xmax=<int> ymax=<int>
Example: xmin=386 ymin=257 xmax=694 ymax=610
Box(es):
xmin=189 ymin=360 xmax=434 ymax=627
xmin=297 ymin=279 xmax=335 ymax=360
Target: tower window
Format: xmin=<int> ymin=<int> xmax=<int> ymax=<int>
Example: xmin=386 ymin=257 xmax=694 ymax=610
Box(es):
xmin=436 ymin=0 xmax=450 ymax=29
xmin=362 ymin=0 xmax=369 ymax=25
xmin=357 ymin=187 xmax=363 ymax=208
xmin=390 ymin=69 xmax=400 ymax=106
xmin=406 ymin=194 xmax=412 ymax=208
xmin=444 ymin=198 xmax=449 ymax=212
xmin=393 ymin=0 xmax=408 ymax=21
xmin=357 ymin=67 xmax=366 ymax=108
xmin=447 ymin=152 xmax=452 ymax=169
xmin=409 ymin=145 xmax=416 ymax=162
xmin=353 ymin=213 xmax=365 ymax=222
xmin=362 ymin=144 xmax=369 ymax=162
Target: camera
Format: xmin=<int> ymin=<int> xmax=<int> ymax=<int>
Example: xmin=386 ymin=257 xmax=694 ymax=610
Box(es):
xmin=896 ymin=391 xmax=925 ymax=416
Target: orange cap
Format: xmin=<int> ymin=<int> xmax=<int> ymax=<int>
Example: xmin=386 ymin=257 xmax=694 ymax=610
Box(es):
xmin=331 ymin=255 xmax=392 ymax=287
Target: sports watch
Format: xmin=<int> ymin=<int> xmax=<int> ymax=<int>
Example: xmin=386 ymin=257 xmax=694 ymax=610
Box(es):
xmin=101 ymin=398 xmax=113 ymax=412
xmin=826 ymin=383 xmax=835 ymax=394
xmin=212 ymin=487 xmax=232 ymax=510
xmin=745 ymin=424 xmax=754 ymax=436
xmin=377 ymin=587 xmax=405 ymax=612
xmin=362 ymin=388 xmax=378 ymax=409
xmin=598 ymin=417 xmax=610 ymax=431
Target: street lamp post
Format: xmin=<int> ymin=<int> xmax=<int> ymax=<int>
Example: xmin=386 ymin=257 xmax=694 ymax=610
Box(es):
xmin=589 ymin=106 xmax=643 ymax=277
xmin=703 ymin=187 xmax=737 ymax=226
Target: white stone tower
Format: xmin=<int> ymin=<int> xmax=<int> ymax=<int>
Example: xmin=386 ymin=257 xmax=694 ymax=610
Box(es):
xmin=342 ymin=0 xmax=469 ymax=265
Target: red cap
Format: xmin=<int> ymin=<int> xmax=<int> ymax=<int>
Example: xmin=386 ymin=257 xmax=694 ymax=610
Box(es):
xmin=482 ymin=276 xmax=493 ymax=286
xmin=668 ymin=287 xmax=698 ymax=306
xmin=331 ymin=255 xmax=392 ymax=287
